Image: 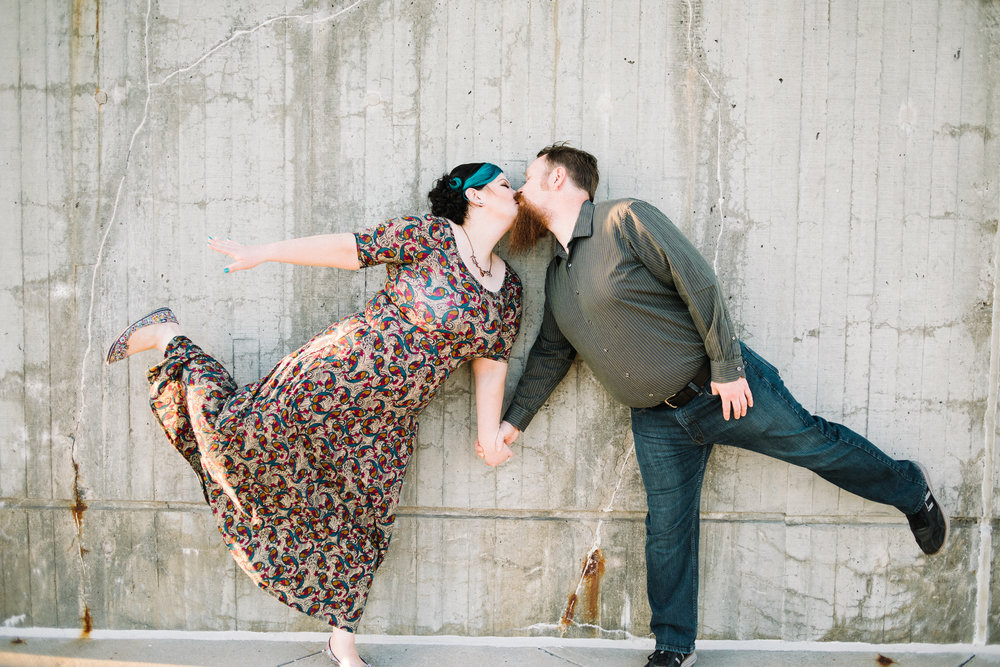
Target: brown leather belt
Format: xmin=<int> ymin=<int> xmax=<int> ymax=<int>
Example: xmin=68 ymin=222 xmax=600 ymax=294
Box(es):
xmin=663 ymin=362 xmax=711 ymax=409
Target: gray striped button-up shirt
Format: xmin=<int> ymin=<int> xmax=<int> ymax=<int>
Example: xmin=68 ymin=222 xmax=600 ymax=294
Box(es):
xmin=504 ymin=198 xmax=745 ymax=431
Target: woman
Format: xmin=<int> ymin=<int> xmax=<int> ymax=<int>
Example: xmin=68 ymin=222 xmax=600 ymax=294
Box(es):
xmin=106 ymin=163 xmax=522 ymax=667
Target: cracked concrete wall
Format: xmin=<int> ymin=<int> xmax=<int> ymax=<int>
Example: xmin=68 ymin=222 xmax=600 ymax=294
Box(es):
xmin=2 ymin=0 xmax=999 ymax=646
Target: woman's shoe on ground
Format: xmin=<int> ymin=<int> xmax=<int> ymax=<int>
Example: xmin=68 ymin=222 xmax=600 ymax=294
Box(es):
xmin=324 ymin=637 xmax=371 ymax=666
xmin=106 ymin=308 xmax=178 ymax=364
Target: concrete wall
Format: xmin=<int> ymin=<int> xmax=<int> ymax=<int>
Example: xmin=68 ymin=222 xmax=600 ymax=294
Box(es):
xmin=2 ymin=0 xmax=999 ymax=646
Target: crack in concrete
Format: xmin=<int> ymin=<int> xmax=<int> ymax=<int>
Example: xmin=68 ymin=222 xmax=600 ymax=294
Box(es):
xmin=68 ymin=0 xmax=370 ymax=636
xmin=559 ymin=427 xmax=634 ymax=633
xmin=684 ymin=0 xmax=729 ymax=274
xmin=520 ymin=621 xmax=646 ymax=642
xmin=537 ymin=646 xmax=586 ymax=665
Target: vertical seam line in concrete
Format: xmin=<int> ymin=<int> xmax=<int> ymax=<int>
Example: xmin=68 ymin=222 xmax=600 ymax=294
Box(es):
xmin=841 ymin=0 xmax=860 ymax=425
xmin=974 ymin=58 xmax=999 ymax=640
xmin=912 ymin=0 xmax=938 ymax=497
xmin=975 ymin=198 xmax=999 ymax=647
xmin=17 ymin=0 xmax=27 ymax=501
xmin=969 ymin=0 xmax=996 ymax=646
xmin=793 ymin=1 xmax=812 ymax=402
xmin=552 ymin=0 xmax=559 ymax=129
xmin=861 ymin=0 xmax=887 ymax=444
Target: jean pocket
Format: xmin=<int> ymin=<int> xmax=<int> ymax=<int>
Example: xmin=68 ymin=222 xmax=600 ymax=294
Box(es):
xmin=740 ymin=343 xmax=781 ymax=378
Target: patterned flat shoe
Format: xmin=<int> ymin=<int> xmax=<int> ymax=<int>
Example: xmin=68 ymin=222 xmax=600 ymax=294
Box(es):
xmin=106 ymin=307 xmax=178 ymax=364
xmin=324 ymin=637 xmax=371 ymax=666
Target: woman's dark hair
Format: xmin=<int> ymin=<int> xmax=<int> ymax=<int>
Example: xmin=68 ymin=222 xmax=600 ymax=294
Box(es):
xmin=427 ymin=162 xmax=491 ymax=224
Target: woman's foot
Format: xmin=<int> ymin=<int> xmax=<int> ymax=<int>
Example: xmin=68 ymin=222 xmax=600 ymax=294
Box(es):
xmin=325 ymin=629 xmax=370 ymax=666
xmin=106 ymin=308 xmax=182 ymax=363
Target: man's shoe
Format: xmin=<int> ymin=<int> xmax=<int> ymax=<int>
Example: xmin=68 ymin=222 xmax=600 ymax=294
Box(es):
xmin=645 ymin=650 xmax=696 ymax=667
xmin=906 ymin=463 xmax=948 ymax=555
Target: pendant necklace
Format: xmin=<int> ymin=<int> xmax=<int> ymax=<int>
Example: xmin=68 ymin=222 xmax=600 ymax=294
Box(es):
xmin=458 ymin=224 xmax=493 ymax=277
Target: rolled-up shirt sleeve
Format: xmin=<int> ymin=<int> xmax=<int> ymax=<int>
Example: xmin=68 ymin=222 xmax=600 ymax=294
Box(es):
xmin=503 ymin=297 xmax=577 ymax=431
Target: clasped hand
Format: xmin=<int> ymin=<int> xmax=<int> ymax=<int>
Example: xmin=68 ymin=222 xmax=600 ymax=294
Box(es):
xmin=475 ymin=422 xmax=520 ymax=466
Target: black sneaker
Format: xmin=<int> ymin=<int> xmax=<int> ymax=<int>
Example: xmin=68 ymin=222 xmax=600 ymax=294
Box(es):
xmin=645 ymin=650 xmax=696 ymax=667
xmin=906 ymin=463 xmax=948 ymax=555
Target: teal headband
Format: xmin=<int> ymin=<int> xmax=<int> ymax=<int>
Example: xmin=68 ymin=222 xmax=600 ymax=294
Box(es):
xmin=448 ymin=163 xmax=503 ymax=200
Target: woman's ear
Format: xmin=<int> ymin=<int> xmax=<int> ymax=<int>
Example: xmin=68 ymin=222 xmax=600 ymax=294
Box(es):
xmin=465 ymin=187 xmax=485 ymax=207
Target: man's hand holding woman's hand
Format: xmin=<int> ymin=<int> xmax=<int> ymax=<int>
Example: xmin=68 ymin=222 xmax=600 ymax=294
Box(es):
xmin=475 ymin=421 xmax=520 ymax=466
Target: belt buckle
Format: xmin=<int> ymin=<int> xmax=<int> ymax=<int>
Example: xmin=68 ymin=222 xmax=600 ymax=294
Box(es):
xmin=663 ymin=395 xmax=680 ymax=409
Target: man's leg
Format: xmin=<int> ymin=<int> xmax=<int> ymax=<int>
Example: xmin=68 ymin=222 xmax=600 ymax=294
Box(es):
xmin=630 ymin=405 xmax=713 ymax=654
xmin=691 ymin=343 xmax=928 ymax=515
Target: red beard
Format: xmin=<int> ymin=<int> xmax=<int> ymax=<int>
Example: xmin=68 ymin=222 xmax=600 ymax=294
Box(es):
xmin=509 ymin=193 xmax=552 ymax=254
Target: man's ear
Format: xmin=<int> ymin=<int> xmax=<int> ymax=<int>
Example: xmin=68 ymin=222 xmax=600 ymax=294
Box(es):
xmin=549 ymin=166 xmax=566 ymax=190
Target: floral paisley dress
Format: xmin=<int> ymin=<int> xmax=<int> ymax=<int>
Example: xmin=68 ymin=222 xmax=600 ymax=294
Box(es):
xmin=147 ymin=214 xmax=521 ymax=631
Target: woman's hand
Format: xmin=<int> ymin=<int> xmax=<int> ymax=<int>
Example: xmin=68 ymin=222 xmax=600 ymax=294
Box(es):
xmin=475 ymin=431 xmax=514 ymax=466
xmin=480 ymin=442 xmax=513 ymax=466
xmin=208 ymin=237 xmax=268 ymax=273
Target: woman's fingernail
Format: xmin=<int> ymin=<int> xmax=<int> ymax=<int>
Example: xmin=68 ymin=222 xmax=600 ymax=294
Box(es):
xmin=223 ymin=268 xmax=229 ymax=273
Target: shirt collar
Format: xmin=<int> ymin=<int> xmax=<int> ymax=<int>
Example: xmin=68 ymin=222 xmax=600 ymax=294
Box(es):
xmin=553 ymin=200 xmax=595 ymax=260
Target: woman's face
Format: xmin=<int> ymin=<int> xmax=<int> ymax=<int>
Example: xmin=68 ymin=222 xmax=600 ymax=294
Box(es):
xmin=476 ymin=173 xmax=518 ymax=227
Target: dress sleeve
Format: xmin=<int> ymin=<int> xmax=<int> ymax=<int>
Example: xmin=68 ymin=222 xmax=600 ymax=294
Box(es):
xmin=354 ymin=215 xmax=445 ymax=267
xmin=484 ymin=270 xmax=523 ymax=362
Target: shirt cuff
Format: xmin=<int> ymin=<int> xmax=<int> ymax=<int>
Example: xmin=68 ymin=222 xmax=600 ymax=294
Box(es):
xmin=503 ymin=403 xmax=536 ymax=433
xmin=710 ymin=354 xmax=746 ymax=384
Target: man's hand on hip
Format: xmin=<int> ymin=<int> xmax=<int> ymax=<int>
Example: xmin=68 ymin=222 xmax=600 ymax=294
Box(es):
xmin=711 ymin=378 xmax=753 ymax=420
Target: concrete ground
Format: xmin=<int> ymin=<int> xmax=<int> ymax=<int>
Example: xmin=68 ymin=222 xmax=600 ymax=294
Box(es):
xmin=1 ymin=633 xmax=999 ymax=667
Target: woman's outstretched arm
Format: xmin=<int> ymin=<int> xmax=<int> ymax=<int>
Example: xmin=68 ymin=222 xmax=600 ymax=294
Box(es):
xmin=209 ymin=233 xmax=361 ymax=273
xmin=471 ymin=356 xmax=514 ymax=467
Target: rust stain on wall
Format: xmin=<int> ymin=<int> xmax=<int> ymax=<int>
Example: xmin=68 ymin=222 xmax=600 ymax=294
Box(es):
xmin=80 ymin=605 xmax=93 ymax=638
xmin=559 ymin=548 xmax=606 ymax=633
xmin=71 ymin=460 xmax=88 ymax=530
xmin=582 ymin=548 xmax=606 ymax=621
xmin=559 ymin=592 xmax=578 ymax=632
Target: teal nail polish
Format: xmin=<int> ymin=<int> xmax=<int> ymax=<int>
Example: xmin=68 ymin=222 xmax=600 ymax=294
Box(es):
xmin=223 ymin=268 xmax=229 ymax=273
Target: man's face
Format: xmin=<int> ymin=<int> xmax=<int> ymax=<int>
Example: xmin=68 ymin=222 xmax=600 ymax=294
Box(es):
xmin=517 ymin=156 xmax=550 ymax=207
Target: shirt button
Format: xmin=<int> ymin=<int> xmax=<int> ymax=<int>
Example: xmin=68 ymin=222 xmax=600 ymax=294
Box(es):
xmin=737 ymin=366 xmax=743 ymax=371
xmin=649 ymin=394 xmax=654 ymax=397
xmin=603 ymin=348 xmax=608 ymax=353
xmin=625 ymin=373 xmax=630 ymax=378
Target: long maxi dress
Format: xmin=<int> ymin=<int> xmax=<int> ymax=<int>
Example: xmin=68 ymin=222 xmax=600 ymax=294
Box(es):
xmin=146 ymin=214 xmax=522 ymax=630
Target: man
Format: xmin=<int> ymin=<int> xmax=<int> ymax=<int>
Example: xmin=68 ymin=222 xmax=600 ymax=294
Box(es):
xmin=495 ymin=143 xmax=948 ymax=667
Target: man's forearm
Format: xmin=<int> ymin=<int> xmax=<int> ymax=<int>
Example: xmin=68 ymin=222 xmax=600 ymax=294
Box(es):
xmin=502 ymin=350 xmax=574 ymax=431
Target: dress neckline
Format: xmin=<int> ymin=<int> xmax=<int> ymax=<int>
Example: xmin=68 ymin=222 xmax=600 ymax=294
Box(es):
xmin=444 ymin=220 xmax=508 ymax=295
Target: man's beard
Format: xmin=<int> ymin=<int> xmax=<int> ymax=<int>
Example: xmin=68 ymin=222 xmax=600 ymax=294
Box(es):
xmin=508 ymin=193 xmax=552 ymax=254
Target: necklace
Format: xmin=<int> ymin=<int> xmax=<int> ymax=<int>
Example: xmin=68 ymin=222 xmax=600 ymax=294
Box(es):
xmin=458 ymin=224 xmax=493 ymax=277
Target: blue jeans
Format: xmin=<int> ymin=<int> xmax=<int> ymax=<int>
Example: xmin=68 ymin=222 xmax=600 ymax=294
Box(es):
xmin=629 ymin=344 xmax=927 ymax=653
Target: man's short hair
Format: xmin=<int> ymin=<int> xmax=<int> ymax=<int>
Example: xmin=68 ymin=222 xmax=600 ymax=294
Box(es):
xmin=537 ymin=142 xmax=599 ymax=201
